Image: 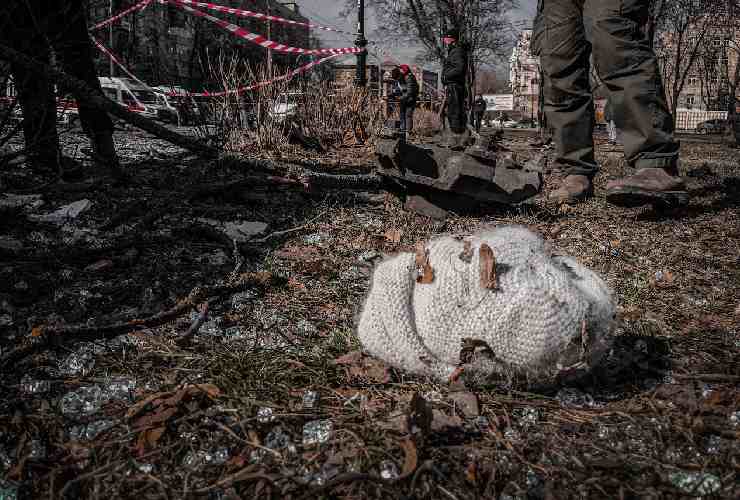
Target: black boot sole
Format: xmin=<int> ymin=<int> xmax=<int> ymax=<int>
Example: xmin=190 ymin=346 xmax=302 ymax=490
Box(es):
xmin=606 ymin=187 xmax=690 ymax=208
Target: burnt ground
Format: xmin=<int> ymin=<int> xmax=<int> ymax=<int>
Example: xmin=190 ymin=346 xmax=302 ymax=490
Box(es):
xmin=0 ymin=126 xmax=738 ymax=499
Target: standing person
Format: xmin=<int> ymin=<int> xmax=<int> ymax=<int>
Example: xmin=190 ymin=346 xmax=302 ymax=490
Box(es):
xmin=604 ymin=98 xmax=617 ymax=145
xmin=536 ymin=1 xmax=688 ymax=207
xmin=441 ymin=27 xmax=469 ymax=148
xmin=0 ymin=0 xmax=123 ymax=184
xmin=394 ymin=65 xmax=418 ymax=141
xmin=473 ymin=94 xmax=487 ymax=133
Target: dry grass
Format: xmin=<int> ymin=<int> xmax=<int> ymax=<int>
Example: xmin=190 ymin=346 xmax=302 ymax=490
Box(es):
xmin=207 ymin=57 xmax=386 ymax=157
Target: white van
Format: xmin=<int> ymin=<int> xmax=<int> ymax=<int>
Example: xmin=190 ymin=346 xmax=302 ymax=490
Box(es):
xmin=99 ymin=77 xmax=159 ymax=119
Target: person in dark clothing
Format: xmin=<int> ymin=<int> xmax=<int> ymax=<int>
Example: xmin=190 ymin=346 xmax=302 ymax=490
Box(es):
xmin=473 ymin=95 xmax=487 ymax=133
xmin=392 ymin=64 xmax=418 ymax=140
xmin=534 ymin=0 xmax=687 ymax=207
xmin=0 ymin=0 xmax=122 ymax=182
xmin=441 ymin=28 xmax=468 ymax=138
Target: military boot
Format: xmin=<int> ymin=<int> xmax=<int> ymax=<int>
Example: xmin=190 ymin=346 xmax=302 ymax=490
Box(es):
xmin=441 ymin=129 xmax=470 ymax=151
xmin=92 ymin=133 xmax=127 ymax=181
xmin=549 ymin=174 xmax=594 ymax=204
xmin=606 ymin=168 xmax=689 ymax=208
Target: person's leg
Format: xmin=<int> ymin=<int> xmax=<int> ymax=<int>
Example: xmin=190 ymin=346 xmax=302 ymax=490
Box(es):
xmin=399 ymin=102 xmax=407 ymax=138
xmin=584 ymin=0 xmax=687 ymax=207
xmin=447 ymin=84 xmax=466 ymax=133
xmin=0 ymin=1 xmax=59 ymax=173
xmin=406 ymin=106 xmax=414 ymax=133
xmin=50 ymin=0 xmax=123 ymax=177
xmin=538 ymin=0 xmax=596 ymax=203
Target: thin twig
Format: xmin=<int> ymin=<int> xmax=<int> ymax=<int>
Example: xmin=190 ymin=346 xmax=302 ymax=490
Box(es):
xmin=176 ymin=302 xmax=209 ymax=346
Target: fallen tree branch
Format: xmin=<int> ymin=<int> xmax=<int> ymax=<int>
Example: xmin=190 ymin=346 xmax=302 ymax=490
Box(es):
xmin=297 ymin=169 xmax=386 ymax=190
xmin=0 ymin=272 xmax=282 ymax=370
xmin=187 ymin=174 xmax=306 ymax=201
xmin=0 ymin=42 xmax=218 ymax=158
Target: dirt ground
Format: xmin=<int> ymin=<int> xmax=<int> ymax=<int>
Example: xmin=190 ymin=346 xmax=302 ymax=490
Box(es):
xmin=0 ymin=127 xmax=738 ymax=499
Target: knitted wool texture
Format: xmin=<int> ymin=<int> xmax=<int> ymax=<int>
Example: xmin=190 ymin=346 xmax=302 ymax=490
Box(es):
xmin=357 ymin=226 xmax=617 ymax=384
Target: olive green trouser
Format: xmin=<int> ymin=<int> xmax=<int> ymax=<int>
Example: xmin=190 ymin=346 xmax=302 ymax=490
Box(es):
xmin=534 ymin=0 xmax=679 ymax=177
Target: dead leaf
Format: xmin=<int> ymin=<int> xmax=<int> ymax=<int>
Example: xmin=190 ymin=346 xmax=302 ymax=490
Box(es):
xmin=348 ymin=358 xmax=391 ymax=384
xmin=400 ymin=439 xmax=418 ymax=476
xmin=459 ymin=240 xmax=473 ymax=263
xmin=133 ymin=406 xmax=178 ymax=430
xmin=30 ymin=326 xmax=44 ymax=337
xmin=415 ymin=241 xmax=434 ymax=284
xmin=385 ymin=228 xmax=403 ymax=244
xmin=479 ymin=244 xmax=497 ymax=289
xmin=135 ymin=426 xmax=166 ymax=456
xmin=333 ymin=350 xmax=364 ymax=365
xmin=466 ymin=462 xmax=477 ymax=483
xmin=193 ymin=383 xmax=221 ymax=399
xmin=127 ymin=391 xmax=172 ymax=419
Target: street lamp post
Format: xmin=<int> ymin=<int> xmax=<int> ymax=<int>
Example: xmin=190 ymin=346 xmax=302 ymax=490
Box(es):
xmin=109 ymin=0 xmax=115 ymax=77
xmin=354 ymin=0 xmax=368 ymax=87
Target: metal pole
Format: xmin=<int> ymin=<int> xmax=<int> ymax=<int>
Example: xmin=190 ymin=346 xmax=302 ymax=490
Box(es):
xmin=266 ymin=0 xmax=272 ymax=76
xmin=354 ymin=0 xmax=367 ymax=87
xmin=109 ymin=0 xmax=115 ymax=77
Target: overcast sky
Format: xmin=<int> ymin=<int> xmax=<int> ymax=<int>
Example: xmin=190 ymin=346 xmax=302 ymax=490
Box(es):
xmin=297 ymin=0 xmax=537 ymax=70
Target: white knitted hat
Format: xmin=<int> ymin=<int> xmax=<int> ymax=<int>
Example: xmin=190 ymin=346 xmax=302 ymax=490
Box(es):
xmin=357 ymin=226 xmax=617 ymax=385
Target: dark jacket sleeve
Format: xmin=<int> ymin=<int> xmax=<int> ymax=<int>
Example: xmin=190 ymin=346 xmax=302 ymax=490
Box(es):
xmin=442 ymin=46 xmax=467 ymax=85
xmin=402 ymin=73 xmax=419 ymax=105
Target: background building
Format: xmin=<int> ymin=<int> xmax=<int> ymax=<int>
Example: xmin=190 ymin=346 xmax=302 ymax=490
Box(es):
xmin=508 ymin=29 xmax=540 ymax=121
xmin=88 ymin=0 xmax=310 ymax=90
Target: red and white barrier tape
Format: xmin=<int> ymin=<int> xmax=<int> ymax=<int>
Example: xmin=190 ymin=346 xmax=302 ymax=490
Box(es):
xmin=92 ymin=37 xmax=157 ymax=93
xmin=91 ymin=0 xmax=153 ymax=31
xmin=174 ymin=53 xmax=344 ymax=97
xmin=169 ymin=0 xmax=363 ymax=55
xmin=159 ymin=0 xmax=353 ymax=36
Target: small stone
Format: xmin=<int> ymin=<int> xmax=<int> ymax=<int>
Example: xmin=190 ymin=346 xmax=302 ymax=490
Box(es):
xmin=302 ymin=391 xmax=319 ymax=410
xmin=503 ymin=427 xmax=521 ymax=442
xmin=514 ymin=407 xmax=539 ymax=429
xmin=730 ymin=410 xmax=740 ymax=427
xmin=303 ymin=233 xmax=329 ymax=246
xmin=257 ymin=407 xmax=275 ymax=424
xmin=30 ymin=199 xmax=91 ymax=224
xmin=60 ymin=386 xmax=106 ymax=418
xmin=379 ymin=460 xmax=399 ymax=480
xmin=133 ymin=461 xmax=154 ymax=474
xmin=449 ymin=391 xmax=480 ymax=418
xmin=85 ymin=259 xmax=114 ymax=272
xmin=704 ymin=435 xmax=722 ymax=455
xmin=302 ymin=419 xmax=332 ymax=446
xmin=26 ymin=440 xmax=46 ymax=460
xmin=556 ymin=387 xmax=596 ymax=408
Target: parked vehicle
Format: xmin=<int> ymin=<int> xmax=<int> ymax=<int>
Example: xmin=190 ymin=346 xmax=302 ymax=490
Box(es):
xmin=270 ymin=92 xmax=302 ymax=121
xmin=99 ymin=77 xmax=159 ymax=119
xmin=490 ymin=118 xmax=518 ymax=128
xmin=152 ymin=86 xmax=201 ymax=125
xmin=57 ymin=97 xmax=80 ymax=128
xmin=695 ymin=119 xmax=725 ymax=134
xmin=515 ymin=119 xmax=536 ymax=128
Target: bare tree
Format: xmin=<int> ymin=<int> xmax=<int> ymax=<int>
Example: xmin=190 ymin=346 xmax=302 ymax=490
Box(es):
xmin=342 ymin=0 xmax=516 ymax=104
xmin=654 ymin=0 xmax=725 ymax=126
